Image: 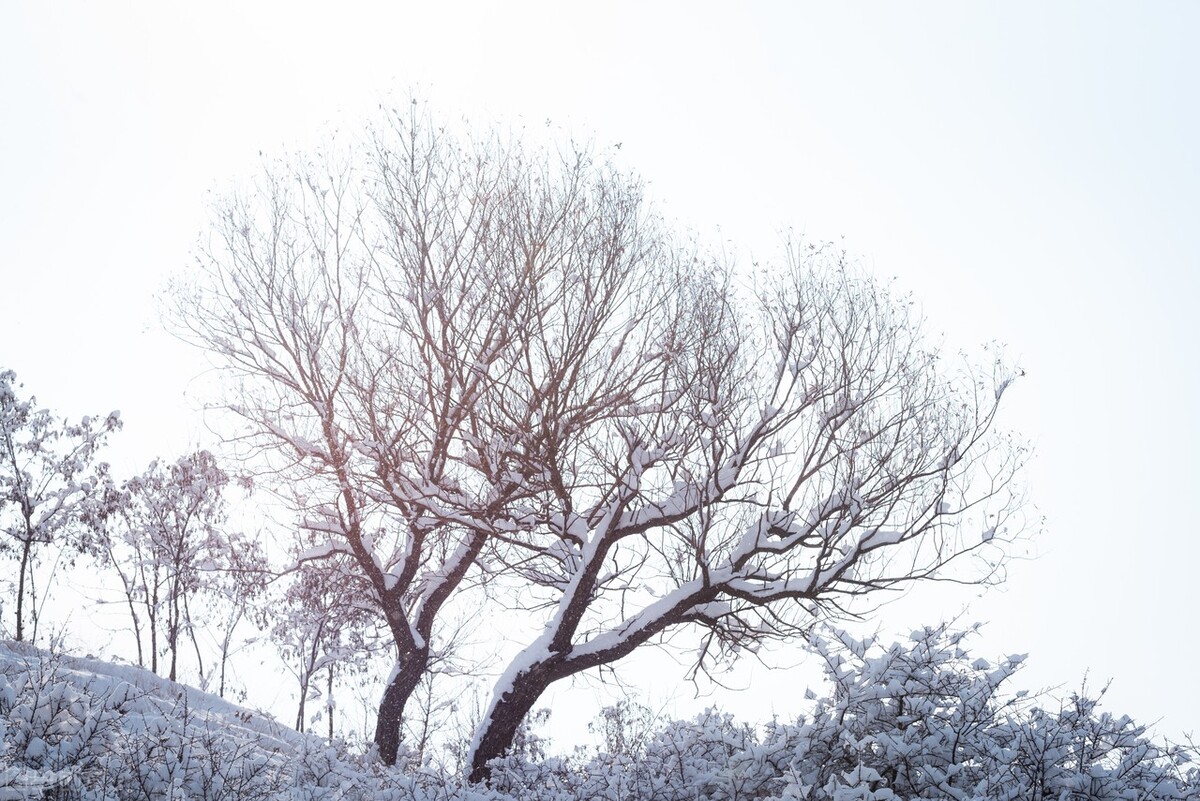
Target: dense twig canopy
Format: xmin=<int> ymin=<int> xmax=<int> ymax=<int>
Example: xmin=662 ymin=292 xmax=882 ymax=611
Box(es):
xmin=172 ymin=101 xmax=1025 ymax=777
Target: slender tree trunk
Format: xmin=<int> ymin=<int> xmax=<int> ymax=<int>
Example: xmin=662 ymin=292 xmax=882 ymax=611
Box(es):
xmin=14 ymin=537 xmax=32 ymax=642
xmin=147 ymin=598 xmax=159 ymax=675
xmin=296 ymin=629 xmax=323 ymax=733
xmin=130 ymin=604 xmax=145 ymax=668
xmin=414 ymin=678 xmax=433 ymax=760
xmin=168 ymin=584 xmax=180 ymax=682
xmin=327 ymin=665 xmax=335 ymax=741
xmin=218 ymin=603 xmax=242 ymax=698
xmin=27 ymin=547 xmax=40 ymax=645
xmin=184 ymin=594 xmax=205 ymax=687
xmin=115 ymin=564 xmax=145 ymax=667
xmin=32 ymin=542 xmax=70 ymax=646
xmin=296 ymin=681 xmax=307 ymax=733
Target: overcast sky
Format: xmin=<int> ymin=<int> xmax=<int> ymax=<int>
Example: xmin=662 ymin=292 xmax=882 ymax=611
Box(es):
xmin=3 ymin=2 xmax=1198 ymax=745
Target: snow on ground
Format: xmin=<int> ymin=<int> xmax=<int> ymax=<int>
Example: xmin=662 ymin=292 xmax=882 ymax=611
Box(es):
xmin=0 ymin=639 xmax=305 ymax=756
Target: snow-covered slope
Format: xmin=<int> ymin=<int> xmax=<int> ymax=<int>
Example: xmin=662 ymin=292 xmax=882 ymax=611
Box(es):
xmin=0 ymin=639 xmax=305 ymax=756
xmin=0 ymin=639 xmax=373 ymax=800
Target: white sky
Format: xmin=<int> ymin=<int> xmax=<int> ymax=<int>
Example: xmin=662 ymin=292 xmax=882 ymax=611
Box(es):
xmin=3 ymin=1 xmax=1198 ymax=746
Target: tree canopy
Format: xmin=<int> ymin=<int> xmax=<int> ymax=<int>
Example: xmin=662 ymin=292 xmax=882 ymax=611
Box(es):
xmin=172 ymin=100 xmax=1026 ymax=780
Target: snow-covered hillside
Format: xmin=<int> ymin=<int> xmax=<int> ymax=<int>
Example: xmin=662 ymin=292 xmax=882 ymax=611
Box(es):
xmin=0 ymin=640 xmax=420 ymax=800
xmin=0 ymin=639 xmax=304 ymax=754
xmin=2 ymin=628 xmax=1197 ymax=800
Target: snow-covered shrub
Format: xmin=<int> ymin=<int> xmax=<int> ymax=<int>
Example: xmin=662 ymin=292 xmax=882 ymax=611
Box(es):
xmin=979 ymin=689 xmax=1198 ymax=801
xmin=558 ymin=707 xmax=774 ymax=801
xmin=771 ymin=624 xmax=1199 ymax=801
xmin=0 ymin=651 xmax=134 ymax=799
xmin=0 ymin=649 xmax=289 ymax=800
xmin=102 ymin=692 xmax=290 ymax=801
xmin=640 ymin=709 xmax=770 ymax=801
xmin=773 ymin=624 xmax=1027 ymax=799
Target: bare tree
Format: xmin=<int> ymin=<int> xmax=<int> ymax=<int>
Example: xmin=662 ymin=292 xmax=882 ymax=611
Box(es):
xmin=0 ymin=368 xmax=121 ymax=642
xmin=173 ymin=102 xmax=1024 ymax=778
xmin=91 ymin=450 xmax=240 ymax=682
xmin=171 ymin=101 xmax=659 ymax=763
xmin=200 ymin=526 xmax=270 ymax=700
xmin=460 ymin=241 xmax=1025 ymax=782
xmin=271 ymin=552 xmax=377 ymax=735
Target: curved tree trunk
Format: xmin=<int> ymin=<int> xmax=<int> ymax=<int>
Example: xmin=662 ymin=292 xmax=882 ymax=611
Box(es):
xmin=468 ymin=661 xmax=561 ymax=784
xmin=374 ymin=647 xmax=429 ymax=765
xmin=468 ymin=582 xmax=719 ymax=784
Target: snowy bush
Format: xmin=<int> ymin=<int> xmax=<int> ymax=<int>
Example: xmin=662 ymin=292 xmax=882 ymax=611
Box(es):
xmin=766 ymin=624 xmax=1199 ymax=801
xmin=0 ymin=652 xmax=132 ymax=799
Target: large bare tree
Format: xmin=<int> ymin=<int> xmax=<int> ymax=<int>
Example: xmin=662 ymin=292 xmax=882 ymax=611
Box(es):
xmin=460 ymin=237 xmax=1025 ymax=780
xmin=175 ymin=102 xmax=1024 ymax=777
xmin=172 ymin=102 xmax=674 ymax=763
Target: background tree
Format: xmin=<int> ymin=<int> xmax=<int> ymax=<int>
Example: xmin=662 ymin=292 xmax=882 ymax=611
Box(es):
xmin=271 ymin=552 xmax=377 ymax=736
xmin=0 ymin=368 xmax=121 ymax=642
xmin=90 ymin=450 xmax=242 ymax=682
xmin=199 ymin=525 xmax=270 ymax=699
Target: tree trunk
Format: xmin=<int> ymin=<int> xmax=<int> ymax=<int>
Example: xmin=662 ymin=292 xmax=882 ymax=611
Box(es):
xmin=167 ymin=581 xmax=181 ymax=682
xmin=469 ymin=662 xmax=559 ymax=784
xmin=148 ymin=599 xmax=159 ymax=675
xmin=218 ymin=602 xmax=242 ymax=698
xmin=14 ymin=538 xmax=32 ymax=642
xmin=124 ymin=588 xmax=144 ymax=667
xmin=374 ymin=648 xmax=428 ymax=765
xmin=168 ymin=617 xmax=178 ymax=682
xmin=184 ymin=594 xmax=204 ymax=688
xmin=296 ymin=631 xmax=322 ymax=733
xmin=327 ymin=666 xmax=335 ymax=741
xmin=296 ymin=679 xmax=307 ymax=733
